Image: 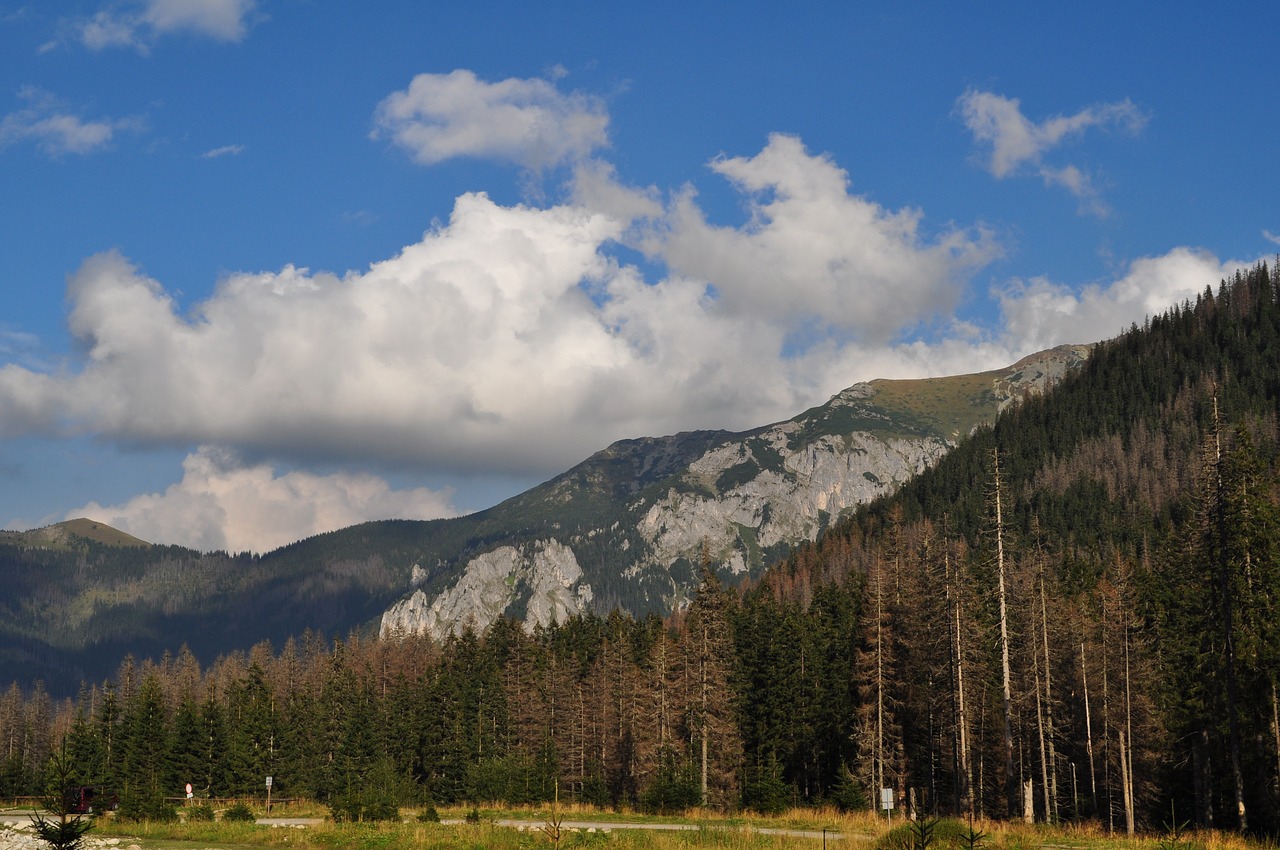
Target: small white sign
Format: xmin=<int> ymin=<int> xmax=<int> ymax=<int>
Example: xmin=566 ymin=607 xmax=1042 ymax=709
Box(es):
xmin=880 ymin=787 xmax=894 ymax=810
xmin=266 ymin=776 xmax=273 ymax=789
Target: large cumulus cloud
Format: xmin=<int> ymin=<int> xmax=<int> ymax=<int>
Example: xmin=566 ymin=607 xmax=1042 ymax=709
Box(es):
xmin=651 ymin=133 xmax=999 ymax=345
xmin=0 ymin=135 xmax=1013 ymax=481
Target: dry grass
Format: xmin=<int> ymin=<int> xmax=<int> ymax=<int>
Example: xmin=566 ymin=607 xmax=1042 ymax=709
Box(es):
xmin=90 ymin=807 xmax=1277 ymax=850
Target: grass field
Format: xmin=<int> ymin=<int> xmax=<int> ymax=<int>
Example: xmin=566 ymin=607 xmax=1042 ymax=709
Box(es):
xmin=80 ymin=804 xmax=1267 ymax=850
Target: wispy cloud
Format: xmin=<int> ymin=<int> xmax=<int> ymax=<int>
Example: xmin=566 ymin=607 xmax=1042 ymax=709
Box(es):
xmin=1264 ymin=229 xmax=1280 ymax=247
xmin=201 ymin=143 xmax=244 ymax=158
xmin=0 ymin=87 xmax=143 ymax=156
xmin=372 ymin=69 xmax=609 ymax=171
xmin=958 ymin=89 xmax=1147 ymax=215
xmin=61 ymin=0 xmax=257 ymax=53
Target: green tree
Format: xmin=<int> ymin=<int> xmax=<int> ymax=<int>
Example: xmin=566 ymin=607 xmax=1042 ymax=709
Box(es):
xmin=31 ymin=746 xmax=92 ymax=850
xmin=682 ymin=552 xmax=742 ymax=809
xmin=117 ymin=672 xmax=172 ymax=816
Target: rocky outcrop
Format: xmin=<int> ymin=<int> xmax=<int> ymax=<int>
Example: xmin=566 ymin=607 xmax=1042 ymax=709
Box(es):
xmin=635 ymin=429 xmax=949 ymax=579
xmin=0 ymin=823 xmax=134 ymax=850
xmin=380 ymin=539 xmax=593 ymax=638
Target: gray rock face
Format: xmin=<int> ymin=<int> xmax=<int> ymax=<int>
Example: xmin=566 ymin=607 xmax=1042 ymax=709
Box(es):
xmin=379 ymin=345 xmax=1089 ymax=639
xmin=635 ymin=428 xmax=949 ymax=580
xmin=381 ymin=539 xmax=592 ymax=638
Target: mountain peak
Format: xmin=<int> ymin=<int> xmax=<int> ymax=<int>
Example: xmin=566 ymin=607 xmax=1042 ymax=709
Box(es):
xmin=2 ymin=518 xmax=151 ymax=550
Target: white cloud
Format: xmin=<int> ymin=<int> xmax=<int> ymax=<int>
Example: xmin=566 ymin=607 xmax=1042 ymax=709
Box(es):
xmin=372 ymin=69 xmax=609 ymax=170
xmin=0 ymin=87 xmax=143 ymax=156
xmin=70 ymin=446 xmax=459 ymax=553
xmin=647 ymin=134 xmax=999 ymax=345
xmin=0 ymin=135 xmax=1000 ymax=481
xmin=1264 ymin=229 xmax=1280 ymax=247
xmin=201 ymin=143 xmax=244 ymax=158
xmin=78 ymin=10 xmax=142 ymax=50
xmin=993 ymin=247 xmax=1244 ymax=354
xmin=786 ymin=247 xmax=1251 ymax=385
xmin=958 ymin=89 xmax=1147 ymax=213
xmin=73 ymin=0 xmax=256 ymax=51
xmin=142 ymin=0 xmax=254 ymax=40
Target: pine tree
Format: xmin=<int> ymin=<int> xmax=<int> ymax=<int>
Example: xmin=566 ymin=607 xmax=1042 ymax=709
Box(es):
xmin=683 ymin=550 xmax=742 ymax=809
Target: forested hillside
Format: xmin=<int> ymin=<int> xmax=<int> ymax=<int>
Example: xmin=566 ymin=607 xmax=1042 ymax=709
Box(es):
xmin=0 ymin=262 xmax=1276 ymax=834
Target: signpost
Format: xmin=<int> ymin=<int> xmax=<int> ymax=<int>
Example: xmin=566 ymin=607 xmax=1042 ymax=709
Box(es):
xmin=185 ymin=782 xmax=193 ymax=800
xmin=266 ymin=776 xmax=273 ymax=814
xmin=880 ymin=787 xmax=894 ymax=823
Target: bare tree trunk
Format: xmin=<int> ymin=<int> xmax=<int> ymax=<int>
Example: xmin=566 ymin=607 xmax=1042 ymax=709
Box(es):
xmin=1101 ymin=617 xmax=1113 ymax=834
xmin=1122 ymin=620 xmax=1135 ymax=835
xmin=1035 ymin=663 xmax=1049 ymax=822
xmin=947 ymin=535 xmax=973 ymax=818
xmin=1081 ymin=642 xmax=1098 ymax=817
xmin=876 ymin=566 xmax=887 ymax=804
xmin=1272 ymin=679 xmax=1280 ymax=809
xmin=1117 ymin=724 xmax=1134 ymax=835
xmin=1223 ymin=571 xmax=1248 ymax=832
xmin=1039 ymin=567 xmax=1060 ymax=822
xmin=993 ymin=450 xmax=1017 ymax=818
xmin=977 ymin=682 xmax=988 ymax=820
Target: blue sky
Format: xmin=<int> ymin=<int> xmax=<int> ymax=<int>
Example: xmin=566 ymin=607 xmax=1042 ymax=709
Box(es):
xmin=1 ymin=1 xmax=1276 ymax=552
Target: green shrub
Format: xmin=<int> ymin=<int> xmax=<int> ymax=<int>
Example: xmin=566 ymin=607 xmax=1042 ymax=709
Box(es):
xmin=640 ymin=756 xmax=701 ymax=814
xmin=185 ymin=803 xmax=215 ymax=822
xmin=221 ymin=802 xmax=256 ymax=822
xmin=876 ymin=818 xmax=980 ymax=850
xmin=578 ymin=774 xmax=610 ymax=808
xmin=328 ymin=790 xmax=399 ymax=823
xmin=743 ymin=757 xmax=790 ymax=815
xmin=116 ymin=793 xmax=178 ymax=823
xmin=828 ymin=766 xmax=867 ymax=812
xmin=416 ymin=805 xmax=440 ymax=823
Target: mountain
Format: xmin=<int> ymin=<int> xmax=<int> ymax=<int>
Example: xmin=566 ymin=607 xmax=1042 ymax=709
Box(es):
xmin=378 ymin=344 xmax=1087 ymax=639
xmin=0 ymin=266 xmax=1273 ymax=827
xmin=0 ymin=517 xmax=151 ymax=550
xmin=0 ymin=345 xmax=1085 ymax=693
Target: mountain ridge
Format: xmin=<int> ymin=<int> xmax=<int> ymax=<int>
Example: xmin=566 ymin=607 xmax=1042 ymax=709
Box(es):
xmin=378 ymin=343 xmax=1089 ymax=638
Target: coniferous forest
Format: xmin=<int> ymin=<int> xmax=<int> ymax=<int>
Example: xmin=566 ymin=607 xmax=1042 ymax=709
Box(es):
xmin=1 ymin=262 xmax=1278 ymax=835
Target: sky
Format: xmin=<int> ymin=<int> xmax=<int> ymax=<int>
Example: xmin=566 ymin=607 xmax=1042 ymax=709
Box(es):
xmin=1 ymin=1 xmax=1277 ymax=554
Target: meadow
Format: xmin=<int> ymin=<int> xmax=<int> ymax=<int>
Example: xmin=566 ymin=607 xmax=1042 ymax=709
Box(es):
xmin=84 ymin=804 xmax=1264 ymax=850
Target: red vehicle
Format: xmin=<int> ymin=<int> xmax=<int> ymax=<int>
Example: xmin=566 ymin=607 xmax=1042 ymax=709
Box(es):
xmin=64 ymin=786 xmax=117 ymax=815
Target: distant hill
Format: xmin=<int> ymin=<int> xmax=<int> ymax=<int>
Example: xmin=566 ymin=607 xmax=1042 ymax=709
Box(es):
xmin=0 ymin=518 xmax=151 ymax=550
xmin=0 ymin=345 xmax=1086 ymax=695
